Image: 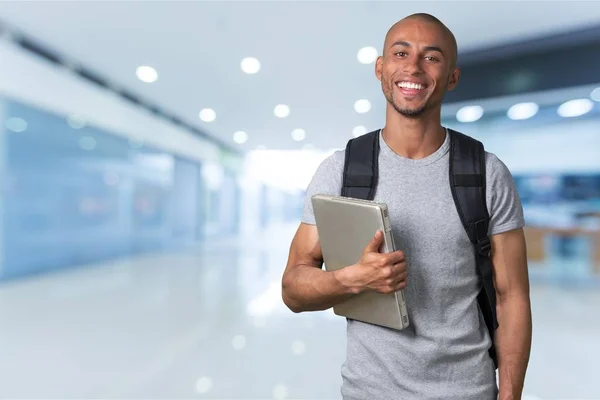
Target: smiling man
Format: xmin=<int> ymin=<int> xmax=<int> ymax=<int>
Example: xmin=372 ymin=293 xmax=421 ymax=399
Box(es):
xmin=379 ymin=14 xmax=459 ymax=122
xmin=282 ymin=13 xmax=532 ymax=400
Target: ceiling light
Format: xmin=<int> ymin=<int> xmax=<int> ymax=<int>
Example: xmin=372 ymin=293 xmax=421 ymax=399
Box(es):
xmin=79 ymin=136 xmax=96 ymax=150
xmin=291 ymin=128 xmax=306 ymax=141
xmin=590 ymin=87 xmax=600 ymax=102
xmin=273 ymin=385 xmax=289 ymax=400
xmin=67 ymin=114 xmax=86 ymax=129
xmin=196 ymin=377 xmax=213 ymax=394
xmin=5 ymin=117 xmax=28 ymax=133
xmin=241 ymin=57 xmax=260 ymax=74
xmin=233 ymin=130 xmax=248 ymax=144
xmin=136 ymin=66 xmax=158 ymax=83
xmin=354 ymin=99 xmax=371 ymax=114
xmin=507 ymin=102 xmax=539 ymax=120
xmin=557 ymin=99 xmax=594 ymax=118
xmin=357 ymin=46 xmax=378 ymax=64
xmin=232 ymin=335 xmax=247 ymax=350
xmin=274 ymin=104 xmax=290 ymax=118
xmin=291 ymin=340 xmax=306 ymax=355
xmin=456 ymin=105 xmax=484 ymax=122
xmin=352 ymin=125 xmax=367 ymax=137
xmin=199 ymin=108 xmax=216 ymax=122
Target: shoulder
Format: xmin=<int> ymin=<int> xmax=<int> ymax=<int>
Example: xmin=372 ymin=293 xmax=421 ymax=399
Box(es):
xmin=484 ymin=150 xmax=515 ymax=187
xmin=301 ymin=148 xmax=346 ymax=224
xmin=484 ymin=150 xmax=506 ymax=172
xmin=450 ymin=128 xmax=524 ymax=234
xmin=450 ymin=130 xmax=515 ymax=187
xmin=305 ymin=147 xmax=347 ymax=195
xmin=318 ymin=148 xmax=346 ymax=173
xmin=482 ymin=150 xmax=525 ymax=234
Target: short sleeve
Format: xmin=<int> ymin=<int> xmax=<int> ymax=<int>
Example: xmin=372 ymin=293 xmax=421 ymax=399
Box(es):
xmin=485 ymin=152 xmax=525 ymax=235
xmin=301 ymin=150 xmax=345 ymax=225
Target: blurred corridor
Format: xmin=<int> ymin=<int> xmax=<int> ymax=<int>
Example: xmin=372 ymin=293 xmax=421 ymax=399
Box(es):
xmin=0 ymin=1 xmax=600 ymax=399
xmin=0 ymin=222 xmax=599 ymax=399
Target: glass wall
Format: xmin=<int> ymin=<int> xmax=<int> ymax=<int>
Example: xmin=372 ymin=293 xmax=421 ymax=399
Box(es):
xmin=0 ymin=96 xmax=240 ymax=280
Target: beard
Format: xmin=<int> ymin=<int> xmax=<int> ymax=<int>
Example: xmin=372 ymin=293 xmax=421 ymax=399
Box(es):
xmin=392 ymin=101 xmax=426 ymax=117
xmin=382 ymin=78 xmax=429 ymax=118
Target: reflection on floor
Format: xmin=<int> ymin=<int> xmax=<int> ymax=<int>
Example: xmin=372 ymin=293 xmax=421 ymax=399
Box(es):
xmin=0 ymin=223 xmax=598 ymax=400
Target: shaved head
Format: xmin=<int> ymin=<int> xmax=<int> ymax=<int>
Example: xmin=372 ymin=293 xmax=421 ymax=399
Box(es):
xmin=375 ymin=12 xmax=461 ymax=119
xmin=383 ymin=13 xmax=458 ymax=68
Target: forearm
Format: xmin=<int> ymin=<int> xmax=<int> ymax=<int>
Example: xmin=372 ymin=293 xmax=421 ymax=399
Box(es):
xmin=282 ymin=265 xmax=356 ymax=313
xmin=495 ymin=294 xmax=532 ymax=400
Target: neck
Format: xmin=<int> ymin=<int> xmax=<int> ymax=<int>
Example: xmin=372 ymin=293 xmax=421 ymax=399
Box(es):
xmin=382 ymin=104 xmax=446 ymax=159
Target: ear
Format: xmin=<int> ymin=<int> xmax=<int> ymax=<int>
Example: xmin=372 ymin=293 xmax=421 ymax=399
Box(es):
xmin=375 ymin=56 xmax=383 ymax=82
xmin=447 ymin=67 xmax=460 ymax=91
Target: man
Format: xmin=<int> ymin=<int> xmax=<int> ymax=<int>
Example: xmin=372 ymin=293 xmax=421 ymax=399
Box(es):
xmin=281 ymin=13 xmax=532 ymax=400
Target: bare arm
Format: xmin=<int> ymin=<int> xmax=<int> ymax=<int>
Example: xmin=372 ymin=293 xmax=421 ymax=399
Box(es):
xmin=281 ymin=223 xmax=355 ymax=313
xmin=492 ymin=227 xmax=532 ymax=400
xmin=281 ymin=223 xmax=407 ymax=313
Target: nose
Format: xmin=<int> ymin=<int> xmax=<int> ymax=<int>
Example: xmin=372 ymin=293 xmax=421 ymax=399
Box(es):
xmin=403 ymin=55 xmax=423 ymax=75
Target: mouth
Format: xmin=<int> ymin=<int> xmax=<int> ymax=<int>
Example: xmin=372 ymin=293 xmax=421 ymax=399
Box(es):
xmin=395 ymin=81 xmax=427 ymax=96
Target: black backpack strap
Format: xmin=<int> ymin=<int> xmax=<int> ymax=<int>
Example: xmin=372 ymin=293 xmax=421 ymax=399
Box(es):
xmin=341 ymin=130 xmax=380 ymax=200
xmin=448 ymin=129 xmax=498 ymax=369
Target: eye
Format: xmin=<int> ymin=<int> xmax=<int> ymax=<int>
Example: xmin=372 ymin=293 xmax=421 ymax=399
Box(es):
xmin=425 ymin=56 xmax=439 ymax=62
xmin=394 ymin=52 xmax=407 ymax=57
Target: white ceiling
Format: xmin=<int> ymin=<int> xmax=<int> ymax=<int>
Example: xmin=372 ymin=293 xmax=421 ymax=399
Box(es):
xmin=1 ymin=1 xmax=600 ymax=152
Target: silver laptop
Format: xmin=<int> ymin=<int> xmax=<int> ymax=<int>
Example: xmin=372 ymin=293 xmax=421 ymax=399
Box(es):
xmin=311 ymin=194 xmax=410 ymax=330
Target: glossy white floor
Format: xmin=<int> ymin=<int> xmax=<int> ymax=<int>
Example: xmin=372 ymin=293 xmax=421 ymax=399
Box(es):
xmin=0 ymin=222 xmax=598 ymax=400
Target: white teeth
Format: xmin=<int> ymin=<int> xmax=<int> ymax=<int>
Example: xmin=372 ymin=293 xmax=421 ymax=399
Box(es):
xmin=397 ymin=82 xmax=424 ymax=90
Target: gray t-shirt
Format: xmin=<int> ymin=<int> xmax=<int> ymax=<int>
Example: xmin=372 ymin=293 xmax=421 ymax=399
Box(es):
xmin=302 ymin=129 xmax=524 ymax=400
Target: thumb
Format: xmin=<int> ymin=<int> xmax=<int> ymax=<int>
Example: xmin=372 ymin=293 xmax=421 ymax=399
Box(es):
xmin=364 ymin=230 xmax=383 ymax=254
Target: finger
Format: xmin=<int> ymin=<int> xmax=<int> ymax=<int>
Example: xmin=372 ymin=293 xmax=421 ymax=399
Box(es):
xmin=388 ymin=263 xmax=406 ymax=281
xmin=395 ymin=279 xmax=408 ymax=291
xmin=381 ymin=251 xmax=400 ymax=265
xmin=392 ymin=250 xmax=405 ymax=263
xmin=384 ymin=251 xmax=405 ymax=265
xmin=392 ymin=261 xmax=407 ymax=274
xmin=363 ymin=230 xmax=384 ymax=253
xmin=394 ymin=269 xmax=408 ymax=284
xmin=391 ymin=264 xmax=407 ymax=280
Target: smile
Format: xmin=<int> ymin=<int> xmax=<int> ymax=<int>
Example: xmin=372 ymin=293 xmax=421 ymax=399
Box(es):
xmin=396 ymin=81 xmax=426 ymax=90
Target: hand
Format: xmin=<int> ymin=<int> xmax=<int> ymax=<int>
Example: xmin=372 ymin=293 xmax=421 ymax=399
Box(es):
xmin=344 ymin=230 xmax=408 ymax=294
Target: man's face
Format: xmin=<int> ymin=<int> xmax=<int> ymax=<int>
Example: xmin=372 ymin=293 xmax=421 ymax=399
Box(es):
xmin=376 ymin=18 xmax=460 ymax=118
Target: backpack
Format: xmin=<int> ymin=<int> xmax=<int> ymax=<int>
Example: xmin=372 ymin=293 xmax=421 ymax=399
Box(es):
xmin=341 ymin=128 xmax=498 ymax=369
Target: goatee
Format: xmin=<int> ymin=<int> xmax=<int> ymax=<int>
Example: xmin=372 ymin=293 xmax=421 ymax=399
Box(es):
xmin=389 ymin=99 xmax=426 ymax=118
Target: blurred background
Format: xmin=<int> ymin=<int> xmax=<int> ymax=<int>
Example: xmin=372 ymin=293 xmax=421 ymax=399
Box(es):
xmin=0 ymin=1 xmax=599 ymax=399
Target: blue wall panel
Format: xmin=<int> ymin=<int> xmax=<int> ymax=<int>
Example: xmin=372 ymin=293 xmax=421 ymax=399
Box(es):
xmin=0 ymin=98 xmax=208 ymax=280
